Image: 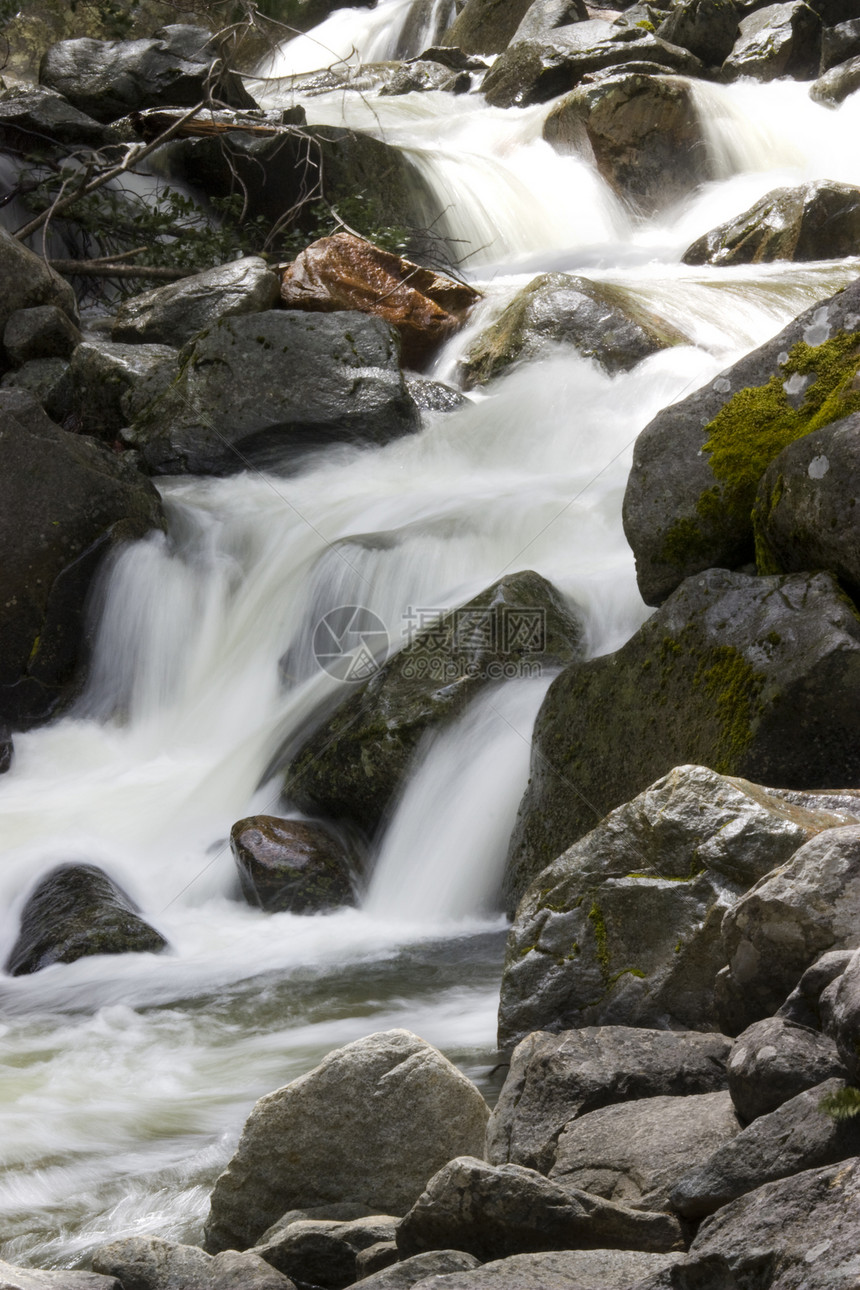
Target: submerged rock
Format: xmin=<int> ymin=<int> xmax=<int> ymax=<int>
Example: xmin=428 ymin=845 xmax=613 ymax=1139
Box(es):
xmin=722 ymin=1 xmax=821 ymax=82
xmin=5 ymin=863 xmax=168 ymax=976
xmin=230 ymin=816 xmax=355 ymax=913
xmin=682 ymin=181 xmax=860 ymax=265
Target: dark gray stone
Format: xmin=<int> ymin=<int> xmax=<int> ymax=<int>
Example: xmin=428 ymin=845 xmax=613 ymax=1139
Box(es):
xmin=656 ymin=0 xmax=739 ymax=64
xmin=822 ymin=948 xmax=860 ymax=1080
xmin=356 ymin=1251 xmax=480 ymax=1289
xmin=253 ymin=1215 xmax=398 ymax=1289
xmin=0 ymin=83 xmax=119 ymax=149
xmin=4 ymin=305 xmax=81 ymax=367
xmin=723 ymin=2 xmax=821 ymax=81
xmin=49 ymin=340 xmax=177 ymax=442
xmin=512 ymin=0 xmax=590 ymax=45
xmin=1 ymin=358 xmax=69 ymax=409
xmin=0 ymin=226 xmax=78 ymax=345
xmin=810 ymin=51 xmax=860 ymax=105
xmin=820 ymin=17 xmax=860 ymax=71
xmin=231 ymin=816 xmax=354 ymax=913
xmin=778 ymin=949 xmax=858 ymax=1028
xmin=92 ymin=1237 xmax=294 ymax=1289
xmin=727 ymin=1017 xmax=846 ymax=1122
xmin=682 ymin=181 xmax=860 ymax=265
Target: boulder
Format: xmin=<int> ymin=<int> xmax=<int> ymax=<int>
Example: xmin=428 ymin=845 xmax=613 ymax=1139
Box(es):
xmin=378 ymin=61 xmax=471 ymax=94
xmin=512 ymin=0 xmax=591 ymax=45
xmin=622 ymin=278 xmax=860 ymax=606
xmin=670 ymin=1078 xmax=860 ymax=1219
xmin=355 ymin=1243 xmax=399 ymax=1279
xmin=460 ymin=274 xmax=679 ymax=387
xmin=253 ymin=1215 xmax=398 ymax=1288
xmin=819 ymin=16 xmax=860 ymax=72
xmin=48 ymin=340 xmax=177 ymax=441
xmin=505 ymin=579 xmax=860 ymax=912
xmin=544 ymin=74 xmax=710 ymax=217
xmin=396 ymin=1156 xmax=684 ymax=1261
xmin=404 ymin=374 xmax=466 ymax=414
xmin=203 ymin=1029 xmax=489 ymax=1253
xmin=0 ymin=390 xmax=164 ymax=728
xmin=0 ymin=83 xmax=120 ymax=149
xmin=279 ymin=234 xmax=479 ymax=370
xmin=754 ymin=412 xmax=860 ymax=598
xmin=1 ymin=358 xmax=69 ymax=409
xmin=549 ymin=1091 xmax=740 ymax=1209
xmin=111 ymin=257 xmax=280 ymax=348
xmin=0 ymin=1263 xmax=121 ymax=1290
xmin=283 ymin=571 xmax=583 ymax=841
xmin=231 ymin=816 xmax=355 ymax=913
xmin=682 ymin=181 xmax=860 ymax=266
xmin=777 ymin=948 xmax=858 ymax=1028
xmin=3 ymin=305 xmax=81 ymax=368
xmin=39 ymin=25 xmax=257 ymax=123
xmin=91 ymin=1238 xmax=294 ymax=1290
xmin=487 ymin=1025 xmax=732 ymax=1173
xmin=354 ymin=1251 xmax=481 ymax=1289
xmin=123 ymin=311 xmax=420 ymax=476
xmin=5 ymin=862 xmax=168 ymax=976
xmin=655 ymin=0 xmax=739 ymax=64
xmin=440 ymin=0 xmax=575 ymax=56
xmin=821 ymin=948 xmax=860 ymax=1079
xmin=0 ymin=226 xmax=78 ymax=345
xmin=722 ymin=1 xmax=821 ymax=81
xmin=481 ymin=21 xmax=704 ymax=108
xmin=727 ymin=1016 xmax=846 ymax=1123
xmin=407 ymin=1250 xmax=684 ymax=1289
xmin=718 ymin=824 xmax=860 ymax=1032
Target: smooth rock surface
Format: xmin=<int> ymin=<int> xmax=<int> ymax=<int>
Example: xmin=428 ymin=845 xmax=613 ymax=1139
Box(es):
xmin=92 ymin=1237 xmax=294 ymax=1290
xmin=0 ymin=83 xmax=119 ymax=148
xmin=682 ymin=181 xmax=860 ymax=265
xmin=231 ymin=816 xmax=354 ymax=913
xmin=726 ymin=1016 xmax=846 ymax=1121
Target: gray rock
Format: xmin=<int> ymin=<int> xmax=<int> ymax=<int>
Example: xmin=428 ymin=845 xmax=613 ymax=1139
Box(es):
xmin=39 ymin=25 xmax=257 ymax=123
xmin=92 ymin=1237 xmax=293 ymax=1289
xmin=656 ymin=0 xmax=739 ymax=65
xmin=378 ymin=61 xmax=470 ymax=94
xmin=810 ymin=51 xmax=860 ymax=105
xmin=396 ymin=1157 xmax=683 ymax=1262
xmin=727 ymin=1017 xmax=846 ymax=1121
xmin=460 ymin=274 xmax=680 ymax=388
xmin=821 ymin=948 xmax=860 ymax=1079
xmin=627 ymin=1254 xmax=742 ymax=1290
xmin=549 ymin=1091 xmax=739 ymax=1209
xmin=0 ymin=226 xmax=78 ymax=345
xmin=49 ymin=340 xmax=177 ymax=442
xmin=413 ymin=1250 xmax=684 ymax=1289
xmin=111 ymin=257 xmax=280 ymax=348
xmin=231 ymin=816 xmax=354 ymax=913
xmin=404 ymin=374 xmax=466 ymax=414
xmin=544 ymin=74 xmax=710 ymax=218
xmin=622 ymin=277 xmax=860 ymax=606
xmin=481 ymin=21 xmax=703 ymax=108
xmin=4 ymin=305 xmax=81 ymax=367
xmin=671 ymin=1078 xmax=860 ymax=1219
xmin=357 ymin=1251 xmax=481 ymax=1289
xmin=511 ymin=0 xmax=590 ymax=45
xmin=0 ymin=83 xmax=120 ymax=149
xmin=355 ymin=1242 xmax=399 ymax=1278
xmin=487 ymin=1025 xmax=732 ymax=1173
xmin=754 ymin=412 xmax=860 ymax=600
xmin=682 ymin=181 xmax=860 ymax=266
xmin=123 ymin=311 xmax=420 ymax=476
xmin=440 ymin=0 xmax=579 ymax=57
xmin=820 ymin=16 xmax=860 ymax=72
xmin=204 ymin=1029 xmax=489 ymax=1253
xmin=0 ymin=1262 xmax=121 ymax=1290
xmin=5 ymin=863 xmax=167 ymax=976
xmin=253 ymin=1215 xmax=398 ymax=1288
xmin=1 ymin=357 xmax=69 ymax=408
xmin=719 ymin=824 xmax=860 ymax=1033
xmin=283 ymin=571 xmax=583 ymax=842
xmin=0 ymin=389 xmax=164 ymax=728
xmin=778 ymin=949 xmax=858 ymax=1028
xmin=723 ymin=1 xmax=821 ymax=81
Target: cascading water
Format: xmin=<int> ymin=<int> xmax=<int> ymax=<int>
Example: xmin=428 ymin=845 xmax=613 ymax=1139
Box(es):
xmin=4 ymin=0 xmax=860 ymax=1267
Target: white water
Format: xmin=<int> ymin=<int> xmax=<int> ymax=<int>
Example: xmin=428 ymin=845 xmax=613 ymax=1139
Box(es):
xmin=4 ymin=3 xmax=860 ymax=1268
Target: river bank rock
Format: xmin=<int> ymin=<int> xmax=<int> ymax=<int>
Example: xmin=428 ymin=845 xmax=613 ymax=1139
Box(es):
xmin=204 ymin=1029 xmax=489 ymax=1253
xmin=682 ymin=181 xmax=860 ymax=265
xmin=543 ymin=73 xmax=710 ymax=217
xmin=92 ymin=1238 xmax=293 ymax=1290
xmin=487 ymin=1025 xmax=731 ymax=1173
xmin=726 ymin=1016 xmax=845 ymax=1121
xmin=0 ymin=83 xmax=120 ymax=150
xmin=810 ymin=52 xmax=860 ymax=105
xmin=230 ymin=816 xmax=355 ymax=913
xmin=3 ymin=305 xmax=81 ymax=367
xmin=622 ymin=278 xmax=860 ymax=605
xmin=0 ymin=227 xmax=78 ymax=362
xmin=461 ymin=274 xmax=680 ymax=387
xmin=282 ymin=571 xmax=583 ymax=841
xmin=821 ymin=949 xmax=860 ymax=1080
xmin=820 ymin=16 xmax=860 ymax=71
xmin=777 ymin=948 xmax=858 ymax=1028
xmin=441 ymin=0 xmax=580 ymax=55
xmin=656 ymin=0 xmax=739 ymax=65
xmin=354 ymin=1250 xmax=482 ymax=1288
xmin=49 ymin=340 xmax=177 ymax=441
xmin=722 ymin=1 xmax=821 ymax=82
xmin=111 ymin=257 xmax=280 ymax=349
xmin=5 ymin=862 xmax=168 ymax=976
xmin=39 ymin=25 xmax=257 ymax=122
xmin=123 ymin=311 xmax=420 ymax=476
xmin=0 ymin=1263 xmax=121 ymax=1290
xmin=253 ymin=1215 xmax=398 ymax=1288
xmin=279 ymin=234 xmax=479 ymax=370
xmin=378 ymin=59 xmax=471 ymax=94
xmin=0 ymin=389 xmax=164 ymax=728
xmin=396 ymin=1157 xmax=684 ymax=1262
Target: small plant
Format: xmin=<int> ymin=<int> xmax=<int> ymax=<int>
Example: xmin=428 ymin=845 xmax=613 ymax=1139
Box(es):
xmin=819 ymin=1085 xmax=860 ymax=1121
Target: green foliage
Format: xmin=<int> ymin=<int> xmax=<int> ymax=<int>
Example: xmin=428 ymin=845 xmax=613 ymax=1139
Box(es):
xmin=819 ymin=1085 xmax=860 ymax=1121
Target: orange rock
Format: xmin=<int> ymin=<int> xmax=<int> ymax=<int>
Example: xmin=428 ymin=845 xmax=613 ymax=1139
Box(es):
xmin=279 ymin=232 xmax=479 ymax=369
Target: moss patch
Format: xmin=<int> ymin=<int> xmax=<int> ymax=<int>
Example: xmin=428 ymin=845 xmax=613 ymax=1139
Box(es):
xmin=694 ymin=645 xmax=765 ymax=774
xmin=819 ymin=1085 xmax=860 ymax=1121
xmin=588 ymin=900 xmax=610 ymax=978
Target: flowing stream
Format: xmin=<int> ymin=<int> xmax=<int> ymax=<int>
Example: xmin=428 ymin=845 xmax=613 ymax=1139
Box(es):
xmin=3 ymin=7 xmax=860 ymax=1268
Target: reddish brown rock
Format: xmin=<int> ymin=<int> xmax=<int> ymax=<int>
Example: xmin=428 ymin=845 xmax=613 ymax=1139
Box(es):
xmin=279 ymin=234 xmax=479 ymax=369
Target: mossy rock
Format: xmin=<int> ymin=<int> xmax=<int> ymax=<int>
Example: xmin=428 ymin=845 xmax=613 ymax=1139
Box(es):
xmin=623 ymin=279 xmax=860 ymax=606
xmin=503 ymin=568 xmax=860 ymax=913
xmin=682 ymin=181 xmax=860 ymax=267
xmin=722 ymin=1 xmax=821 ymax=83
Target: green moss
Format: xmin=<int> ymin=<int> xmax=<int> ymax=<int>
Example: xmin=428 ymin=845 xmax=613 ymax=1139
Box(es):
xmin=693 ymin=645 xmax=764 ymax=774
xmin=609 ymin=966 xmax=646 ymax=983
xmin=819 ymin=1086 xmax=860 ymax=1121
xmin=588 ymin=900 xmax=610 ymax=978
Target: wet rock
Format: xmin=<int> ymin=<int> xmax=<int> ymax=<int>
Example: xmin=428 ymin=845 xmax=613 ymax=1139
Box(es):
xmin=0 ymin=226 xmax=78 ymax=346
xmin=723 ymin=1 xmax=821 ymax=82
xmin=726 ymin=1017 xmax=846 ymax=1122
xmin=810 ymin=50 xmax=860 ymax=105
xmin=718 ymin=824 xmax=860 ymax=1033
xmin=777 ymin=948 xmax=858 ymax=1028
xmin=92 ymin=1237 xmax=293 ymax=1290
xmin=204 ymin=1029 xmax=489 ymax=1253
xmin=231 ymin=816 xmax=354 ymax=913
xmin=283 ymin=571 xmax=583 ymax=841
xmin=655 ymin=0 xmax=739 ymax=65
xmin=821 ymin=948 xmax=860 ymax=1079
xmin=682 ymin=181 xmax=860 ymax=265
xmin=404 ymin=374 xmax=466 ymax=413
xmin=487 ymin=1025 xmax=732 ymax=1172
xmin=412 ymin=1250 xmax=684 ymax=1289
xmin=0 ymin=83 xmax=121 ymax=149
xmin=820 ymin=16 xmax=860 ymax=72
xmin=754 ymin=412 xmax=860 ymax=599
xmin=5 ymin=862 xmax=168 ymax=976
xmin=1 ymin=357 xmax=69 ymax=409
xmin=48 ymin=340 xmax=177 ymax=441
xmin=396 ymin=1156 xmax=684 ymax=1261
xmin=3 ymin=306 xmax=81 ymax=367
xmin=355 ymin=1250 xmax=481 ymax=1288
xmin=461 ymin=274 xmax=678 ymax=388
xmin=123 ymin=311 xmax=420 ymax=476
xmin=0 ymin=1262 xmax=121 ymax=1290
xmin=253 ymin=1215 xmax=398 ymax=1288
xmin=481 ymin=20 xmax=703 ymax=108
xmin=670 ymin=1078 xmax=860 ymax=1220
xmin=622 ymin=277 xmax=860 ymax=606
xmin=440 ymin=0 xmax=576 ymax=57
xmin=39 ymin=25 xmax=257 ymax=123
xmin=0 ymin=729 xmax=12 ymax=774
xmin=549 ymin=1091 xmax=740 ymax=1209
xmin=511 ymin=0 xmax=591 ymax=45
xmin=111 ymin=257 xmax=280 ymax=349
xmin=0 ymin=389 xmax=164 ymax=728
xmin=543 ymin=73 xmax=710 ymax=217
xmin=378 ymin=60 xmax=471 ymax=93
xmin=279 ymin=234 xmax=479 ymax=370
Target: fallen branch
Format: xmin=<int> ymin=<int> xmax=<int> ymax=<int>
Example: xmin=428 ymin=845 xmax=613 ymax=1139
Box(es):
xmin=48 ymin=260 xmax=195 ymax=280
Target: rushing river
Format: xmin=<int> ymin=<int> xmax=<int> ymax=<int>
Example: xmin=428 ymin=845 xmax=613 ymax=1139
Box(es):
xmin=3 ymin=6 xmax=860 ymax=1268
